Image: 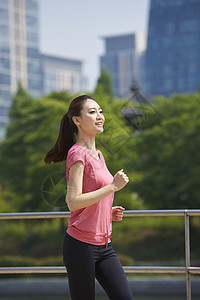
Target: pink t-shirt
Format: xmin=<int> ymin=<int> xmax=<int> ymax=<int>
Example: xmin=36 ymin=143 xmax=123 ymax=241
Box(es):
xmin=66 ymin=143 xmax=114 ymax=246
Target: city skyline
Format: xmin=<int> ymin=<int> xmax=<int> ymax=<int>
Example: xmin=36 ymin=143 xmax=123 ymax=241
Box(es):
xmin=39 ymin=0 xmax=150 ymax=91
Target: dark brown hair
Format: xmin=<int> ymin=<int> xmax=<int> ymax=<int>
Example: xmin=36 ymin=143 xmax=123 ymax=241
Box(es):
xmin=44 ymin=94 xmax=95 ymax=164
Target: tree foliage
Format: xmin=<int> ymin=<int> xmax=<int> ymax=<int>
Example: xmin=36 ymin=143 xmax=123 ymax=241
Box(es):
xmin=94 ymin=68 xmax=114 ymax=98
xmin=0 ymin=87 xmax=70 ymax=211
xmin=130 ymin=93 xmax=200 ymax=209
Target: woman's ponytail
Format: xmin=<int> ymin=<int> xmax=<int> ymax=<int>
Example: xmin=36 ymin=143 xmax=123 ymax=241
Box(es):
xmin=44 ymin=112 xmax=76 ymax=164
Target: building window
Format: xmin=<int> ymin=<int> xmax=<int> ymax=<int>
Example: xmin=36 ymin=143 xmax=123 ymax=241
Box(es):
xmin=162 ymin=37 xmax=175 ymax=49
xmin=179 ymin=20 xmax=199 ymax=33
xmin=187 ymin=76 xmax=196 ymax=89
xmin=165 ymin=22 xmax=175 ymax=35
xmin=0 ymin=90 xmax=11 ymax=101
xmin=188 ymin=47 xmax=199 ymax=59
xmin=151 ymin=39 xmax=160 ymax=50
xmin=0 ymin=8 xmax=8 ymax=20
xmin=0 ymin=0 xmax=9 ymax=5
xmin=163 ymin=65 xmax=171 ymax=76
xmin=0 ymin=73 xmax=10 ymax=84
xmin=181 ymin=34 xmax=197 ymax=46
xmin=177 ymin=77 xmax=184 ymax=90
xmin=0 ymin=57 xmax=10 ymax=70
xmin=164 ymin=78 xmax=173 ymax=91
xmin=46 ymin=71 xmax=56 ymax=81
xmin=25 ymin=0 xmax=38 ymax=12
xmin=28 ymin=78 xmax=40 ymax=90
xmin=0 ymin=25 xmax=9 ymax=39
xmin=161 ymin=0 xmax=184 ymax=7
xmin=26 ymin=15 xmax=38 ymax=28
xmin=188 ymin=62 xmax=197 ymax=74
xmin=0 ymin=106 xmax=9 ymax=116
xmin=0 ymin=41 xmax=9 ymax=54
xmin=28 ymin=62 xmax=40 ymax=75
xmin=26 ymin=31 xmax=38 ymax=44
xmin=27 ymin=47 xmax=39 ymax=58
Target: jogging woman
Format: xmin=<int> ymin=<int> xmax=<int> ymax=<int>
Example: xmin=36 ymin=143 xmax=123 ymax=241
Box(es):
xmin=44 ymin=95 xmax=133 ymax=300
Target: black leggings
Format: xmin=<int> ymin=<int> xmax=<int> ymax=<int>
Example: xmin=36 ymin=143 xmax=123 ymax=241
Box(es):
xmin=63 ymin=233 xmax=133 ymax=300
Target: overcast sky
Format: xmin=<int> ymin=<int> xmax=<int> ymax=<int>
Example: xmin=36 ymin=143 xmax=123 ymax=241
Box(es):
xmin=39 ymin=0 xmax=150 ymax=91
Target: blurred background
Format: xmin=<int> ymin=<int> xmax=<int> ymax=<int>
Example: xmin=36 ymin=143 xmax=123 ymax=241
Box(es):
xmin=0 ymin=0 xmax=200 ymax=299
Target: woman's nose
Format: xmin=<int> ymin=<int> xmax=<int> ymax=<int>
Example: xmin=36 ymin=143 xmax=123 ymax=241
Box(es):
xmin=96 ymin=112 xmax=103 ymax=119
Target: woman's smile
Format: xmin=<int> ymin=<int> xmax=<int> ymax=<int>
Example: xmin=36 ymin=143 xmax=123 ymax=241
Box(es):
xmin=95 ymin=122 xmax=103 ymax=127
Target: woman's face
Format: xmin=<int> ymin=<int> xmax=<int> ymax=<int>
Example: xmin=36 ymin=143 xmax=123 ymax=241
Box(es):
xmin=73 ymin=99 xmax=105 ymax=135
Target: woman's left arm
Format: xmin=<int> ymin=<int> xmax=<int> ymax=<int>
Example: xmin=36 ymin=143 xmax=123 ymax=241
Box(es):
xmin=112 ymin=206 xmax=125 ymax=221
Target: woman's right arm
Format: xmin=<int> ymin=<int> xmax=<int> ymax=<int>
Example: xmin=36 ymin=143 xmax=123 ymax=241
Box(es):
xmin=66 ymin=161 xmax=129 ymax=212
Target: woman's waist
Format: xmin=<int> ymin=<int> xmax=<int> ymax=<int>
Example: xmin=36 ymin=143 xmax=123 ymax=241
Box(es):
xmin=68 ymin=220 xmax=112 ymax=236
xmin=67 ymin=226 xmax=112 ymax=246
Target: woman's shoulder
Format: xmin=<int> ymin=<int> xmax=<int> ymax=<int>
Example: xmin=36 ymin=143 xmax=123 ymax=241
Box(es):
xmin=68 ymin=144 xmax=87 ymax=157
xmin=66 ymin=144 xmax=87 ymax=169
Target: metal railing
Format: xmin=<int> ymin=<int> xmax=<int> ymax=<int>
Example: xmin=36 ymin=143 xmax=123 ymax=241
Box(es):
xmin=0 ymin=209 xmax=200 ymax=300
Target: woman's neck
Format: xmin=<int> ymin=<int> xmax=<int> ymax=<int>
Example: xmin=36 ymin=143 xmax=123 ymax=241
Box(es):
xmin=76 ymin=138 xmax=96 ymax=151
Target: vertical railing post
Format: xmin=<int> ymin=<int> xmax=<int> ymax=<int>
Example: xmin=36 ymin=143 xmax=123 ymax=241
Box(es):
xmin=185 ymin=210 xmax=191 ymax=300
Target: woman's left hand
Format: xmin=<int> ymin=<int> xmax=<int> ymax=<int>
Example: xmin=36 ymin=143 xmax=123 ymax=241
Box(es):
xmin=112 ymin=206 xmax=125 ymax=221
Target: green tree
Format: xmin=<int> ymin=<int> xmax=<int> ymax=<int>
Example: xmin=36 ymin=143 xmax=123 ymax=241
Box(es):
xmin=0 ymin=87 xmax=70 ymax=211
xmin=94 ymin=68 xmax=114 ymax=98
xmin=43 ymin=90 xmax=70 ymax=103
xmin=129 ymin=93 xmax=200 ymax=209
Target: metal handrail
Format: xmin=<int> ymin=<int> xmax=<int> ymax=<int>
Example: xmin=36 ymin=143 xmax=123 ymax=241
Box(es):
xmin=1 ymin=209 xmax=200 ymax=219
xmin=0 ymin=211 xmax=71 ymax=220
xmin=1 ymin=209 xmax=200 ymax=300
xmin=1 ymin=266 xmax=200 ymax=275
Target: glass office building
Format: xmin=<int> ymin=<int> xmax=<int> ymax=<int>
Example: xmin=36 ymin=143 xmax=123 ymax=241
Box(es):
xmin=0 ymin=0 xmax=41 ymax=139
xmin=100 ymin=33 xmax=146 ymax=98
xmin=145 ymin=0 xmax=200 ymax=97
xmin=42 ymin=54 xmax=84 ymax=95
xmin=100 ymin=34 xmax=135 ymax=98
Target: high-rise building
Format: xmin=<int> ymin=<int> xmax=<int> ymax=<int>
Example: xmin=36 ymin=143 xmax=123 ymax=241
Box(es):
xmin=144 ymin=0 xmax=200 ymax=97
xmin=42 ymin=54 xmax=84 ymax=95
xmin=100 ymin=33 xmax=146 ymax=98
xmin=0 ymin=0 xmax=41 ymax=139
xmin=0 ymin=0 xmax=86 ymax=140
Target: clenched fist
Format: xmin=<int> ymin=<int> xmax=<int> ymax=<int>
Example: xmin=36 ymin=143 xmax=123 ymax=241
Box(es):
xmin=112 ymin=206 xmax=125 ymax=221
xmin=112 ymin=169 xmax=129 ymax=192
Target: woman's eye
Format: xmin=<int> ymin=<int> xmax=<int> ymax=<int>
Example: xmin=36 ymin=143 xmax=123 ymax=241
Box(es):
xmin=89 ymin=110 xmax=103 ymax=114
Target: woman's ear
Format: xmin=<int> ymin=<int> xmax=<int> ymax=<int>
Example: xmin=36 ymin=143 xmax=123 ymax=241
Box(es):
xmin=72 ymin=116 xmax=80 ymax=126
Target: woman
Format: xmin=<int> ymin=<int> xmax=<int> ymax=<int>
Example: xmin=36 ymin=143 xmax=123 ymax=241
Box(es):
xmin=44 ymin=95 xmax=133 ymax=300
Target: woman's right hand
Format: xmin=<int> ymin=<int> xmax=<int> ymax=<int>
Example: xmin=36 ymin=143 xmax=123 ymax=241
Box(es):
xmin=112 ymin=169 xmax=129 ymax=192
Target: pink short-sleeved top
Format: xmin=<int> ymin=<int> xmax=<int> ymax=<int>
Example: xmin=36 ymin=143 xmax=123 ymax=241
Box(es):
xmin=66 ymin=143 xmax=114 ymax=246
